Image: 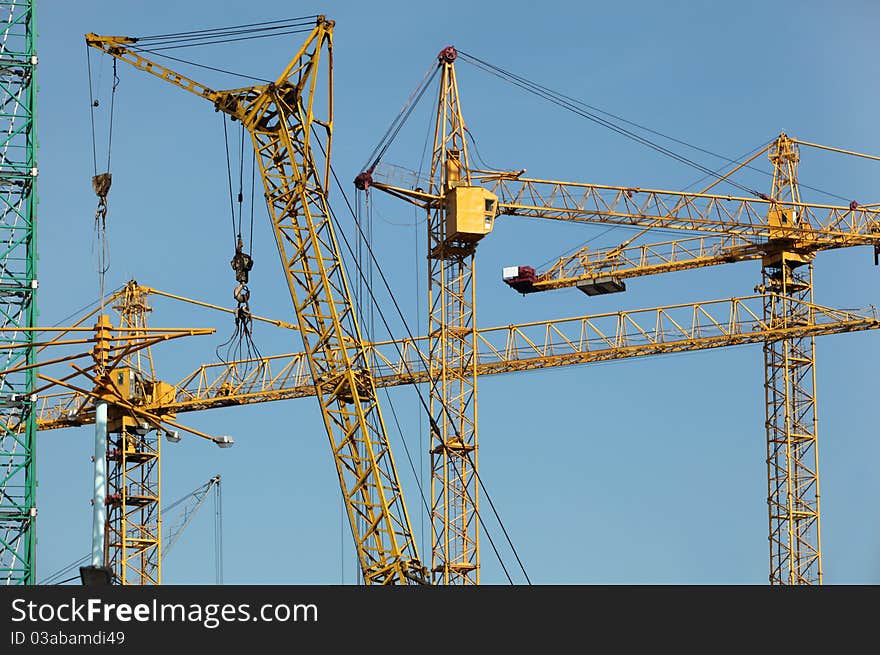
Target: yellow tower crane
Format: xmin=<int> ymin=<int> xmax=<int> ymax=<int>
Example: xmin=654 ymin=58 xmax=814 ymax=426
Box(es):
xmin=356 ymin=46 xmax=497 ymax=585
xmin=85 ymin=17 xmax=427 ymax=585
xmin=359 ymin=51 xmax=880 ymax=585
xmin=70 ymin=25 xmax=880 ymax=585
xmin=39 ymin=285 xmax=880 ymax=426
xmin=33 ymin=280 xmax=880 ymax=584
xmin=2 ymin=306 xmax=214 ymax=585
xmin=18 ymin=283 xmax=256 ymax=586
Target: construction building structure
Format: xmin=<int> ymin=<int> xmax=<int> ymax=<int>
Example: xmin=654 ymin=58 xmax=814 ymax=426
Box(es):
xmin=0 ymin=0 xmax=37 ymax=586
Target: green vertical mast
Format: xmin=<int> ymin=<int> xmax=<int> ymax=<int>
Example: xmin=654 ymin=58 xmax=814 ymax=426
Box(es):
xmin=0 ymin=0 xmax=37 ymax=585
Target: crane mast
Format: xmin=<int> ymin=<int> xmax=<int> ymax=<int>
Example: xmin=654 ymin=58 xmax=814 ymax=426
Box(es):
xmin=74 ymin=25 xmax=879 ymax=585
xmin=760 ymin=135 xmax=820 ymax=583
xmin=426 ymin=47 xmax=482 ymax=584
xmin=87 ymin=18 xmax=427 ymax=585
xmin=105 ymin=284 xmax=164 ymax=585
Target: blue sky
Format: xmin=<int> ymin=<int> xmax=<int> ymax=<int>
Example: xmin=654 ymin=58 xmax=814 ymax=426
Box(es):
xmin=33 ymin=0 xmax=880 ymax=584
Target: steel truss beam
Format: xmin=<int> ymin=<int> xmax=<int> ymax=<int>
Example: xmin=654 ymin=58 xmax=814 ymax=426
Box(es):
xmin=35 ymin=294 xmax=879 ymax=430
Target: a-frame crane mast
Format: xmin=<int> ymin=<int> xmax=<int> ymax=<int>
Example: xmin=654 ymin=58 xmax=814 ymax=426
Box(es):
xmin=86 ymin=18 xmax=428 ymax=585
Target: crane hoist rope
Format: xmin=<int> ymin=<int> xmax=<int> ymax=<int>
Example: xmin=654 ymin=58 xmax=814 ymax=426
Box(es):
xmin=217 ymin=115 xmax=260 ymax=379
xmin=123 ymin=17 xmax=325 ymax=85
xmin=363 ymin=44 xmax=880 ymax=586
xmin=86 ymin=50 xmax=120 ymax=315
xmin=337 ymin=148 xmax=533 ymax=583
xmin=84 ymin=17 xmax=528 ymax=585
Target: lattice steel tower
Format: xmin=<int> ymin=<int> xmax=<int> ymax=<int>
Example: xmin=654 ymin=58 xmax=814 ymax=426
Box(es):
xmin=761 ymin=135 xmax=822 ymax=584
xmin=0 ymin=0 xmax=37 ymax=585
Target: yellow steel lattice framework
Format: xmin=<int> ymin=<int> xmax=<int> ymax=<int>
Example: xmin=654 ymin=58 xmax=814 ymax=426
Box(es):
xmin=35 ymin=291 xmax=880 ymax=429
xmin=106 ymin=284 xmax=161 ymax=585
xmin=426 ymin=49 xmax=480 ymax=585
xmin=76 ymin=29 xmax=880 ymax=584
xmin=368 ymin=52 xmax=880 ymax=582
xmin=495 ymin=135 xmax=851 ymax=583
xmin=759 ymin=135 xmax=821 ymax=584
xmin=87 ymin=18 xmax=427 ymax=584
xmin=29 ymin=284 xmax=880 ymax=584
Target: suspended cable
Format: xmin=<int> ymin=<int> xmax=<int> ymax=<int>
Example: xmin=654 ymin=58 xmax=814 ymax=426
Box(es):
xmin=50 ymin=576 xmax=82 ymax=586
xmin=464 ymin=451 xmax=531 ymax=583
xmin=444 ymin=453 xmax=516 ymax=584
xmin=43 ymin=285 xmax=125 ymax=331
xmin=221 ymin=116 xmax=237 ymax=247
xmin=680 ymin=138 xmax=774 ymax=194
xmin=416 ymin=98 xmax=434 ymax=185
xmin=458 ymin=51 xmax=853 ymax=204
xmin=133 ymin=28 xmax=315 ymax=53
xmin=360 ymin=65 xmax=439 ymax=175
xmin=249 ymin=144 xmax=256 ymax=257
xmin=414 ymin=117 xmax=430 ymax=551
xmin=237 ymin=121 xmax=245 ymax=238
xmin=85 ymin=53 xmax=120 ymax=319
xmin=163 ymin=480 xmax=209 ymax=513
xmin=382 ymin=386 xmax=432 ymax=520
xmin=214 ymin=479 xmax=223 ymax=585
xmin=465 ymin=127 xmax=511 ymax=172
xmin=134 ymin=22 xmax=317 ymax=45
xmin=457 ymin=52 xmax=761 ymax=198
xmin=327 ymin=194 xmax=524 ymax=580
xmin=127 ymin=48 xmax=270 ymax=83
xmin=474 ymin=56 xmax=752 ymax=170
xmin=135 ymin=16 xmax=319 ymax=42
xmin=217 ymin=115 xmax=259 ymax=381
xmin=85 ymin=47 xmax=98 ymax=176
xmin=38 ymin=554 xmax=90 ymax=585
xmin=105 ymin=59 xmax=119 ymax=173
